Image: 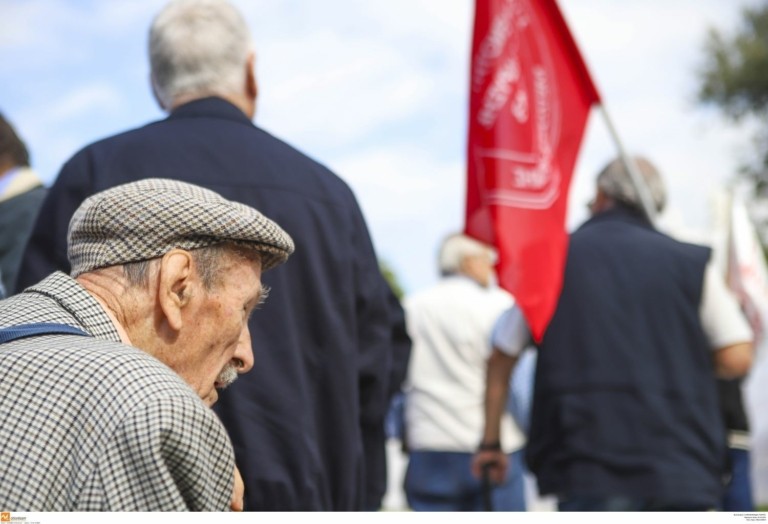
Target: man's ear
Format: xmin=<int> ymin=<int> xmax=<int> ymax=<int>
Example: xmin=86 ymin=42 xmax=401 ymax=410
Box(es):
xmin=157 ymin=250 xmax=195 ymax=332
xmin=458 ymin=255 xmax=473 ymax=277
xmin=246 ymin=52 xmax=258 ymax=102
xmin=591 ymin=188 xmax=613 ymax=213
xmin=150 ymin=73 xmax=167 ymax=111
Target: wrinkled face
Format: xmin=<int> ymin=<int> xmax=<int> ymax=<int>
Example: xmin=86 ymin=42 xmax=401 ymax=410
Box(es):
xmin=176 ymin=254 xmax=262 ymax=406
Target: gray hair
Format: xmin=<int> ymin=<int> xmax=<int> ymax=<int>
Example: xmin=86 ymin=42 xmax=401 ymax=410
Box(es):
xmin=149 ymin=0 xmax=252 ymax=109
xmin=123 ymin=243 xmax=264 ymax=293
xmin=596 ymin=156 xmax=667 ymax=213
xmin=438 ymin=233 xmax=496 ymax=276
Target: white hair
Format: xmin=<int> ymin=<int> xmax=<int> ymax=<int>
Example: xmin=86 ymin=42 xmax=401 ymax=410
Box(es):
xmin=596 ymin=155 xmax=667 ymax=213
xmin=149 ymin=0 xmax=253 ymax=109
xmin=438 ymin=233 xmax=496 ymax=276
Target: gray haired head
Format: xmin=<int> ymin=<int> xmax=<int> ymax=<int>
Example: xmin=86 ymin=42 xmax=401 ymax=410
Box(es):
xmin=438 ymin=233 xmax=496 ymax=276
xmin=149 ymin=0 xmax=252 ymax=110
xmin=596 ymin=156 xmax=667 ymax=213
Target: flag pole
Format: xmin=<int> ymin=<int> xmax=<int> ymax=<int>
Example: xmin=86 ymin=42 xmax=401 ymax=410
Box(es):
xmin=723 ymin=186 xmax=734 ymax=279
xmin=596 ymin=103 xmax=658 ymax=225
xmin=713 ymin=186 xmax=734 ymax=278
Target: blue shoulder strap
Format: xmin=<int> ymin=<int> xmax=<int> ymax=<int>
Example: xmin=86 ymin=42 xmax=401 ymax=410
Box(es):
xmin=0 ymin=322 xmax=91 ymax=344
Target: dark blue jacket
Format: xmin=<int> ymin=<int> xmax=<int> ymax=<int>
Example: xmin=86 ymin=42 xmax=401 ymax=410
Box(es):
xmin=528 ymin=205 xmax=725 ymax=508
xmin=16 ymin=97 xmax=398 ymax=510
xmin=0 ymin=183 xmax=46 ymax=293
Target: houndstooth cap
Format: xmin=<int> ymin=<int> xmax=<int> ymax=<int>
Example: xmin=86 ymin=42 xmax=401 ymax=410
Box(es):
xmin=68 ymin=178 xmax=294 ymax=277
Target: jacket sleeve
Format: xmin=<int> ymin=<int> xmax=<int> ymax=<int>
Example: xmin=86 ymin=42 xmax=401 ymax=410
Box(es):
xmin=386 ymin=288 xmax=411 ymax=401
xmin=363 ymin=286 xmax=412 ymax=509
xmin=82 ymin=394 xmax=235 ymax=511
xmin=347 ymin=199 xmax=395 ymax=510
xmin=13 ymin=151 xmax=95 ymax=293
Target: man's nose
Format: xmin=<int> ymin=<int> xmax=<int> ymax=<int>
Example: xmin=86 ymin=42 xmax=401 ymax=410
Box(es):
xmin=232 ymin=326 xmax=254 ymax=374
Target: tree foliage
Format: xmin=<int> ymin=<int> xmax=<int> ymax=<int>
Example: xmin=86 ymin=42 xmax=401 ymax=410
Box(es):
xmin=697 ymin=2 xmax=768 ymax=195
xmin=380 ymin=259 xmax=405 ymax=300
xmin=698 ymin=5 xmax=768 ymax=121
xmin=696 ymin=2 xmax=768 ymax=251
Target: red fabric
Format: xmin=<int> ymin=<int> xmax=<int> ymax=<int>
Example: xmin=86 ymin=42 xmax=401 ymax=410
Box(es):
xmin=465 ymin=0 xmax=600 ymax=341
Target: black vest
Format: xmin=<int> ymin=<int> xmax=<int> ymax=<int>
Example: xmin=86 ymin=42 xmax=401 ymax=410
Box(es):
xmin=528 ymin=206 xmax=725 ymax=507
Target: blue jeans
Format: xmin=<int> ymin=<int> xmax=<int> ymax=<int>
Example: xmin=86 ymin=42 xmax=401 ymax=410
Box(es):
xmin=404 ymin=450 xmax=526 ymax=511
xmin=721 ymin=448 xmax=755 ymax=511
xmin=558 ymin=496 xmax=712 ymax=512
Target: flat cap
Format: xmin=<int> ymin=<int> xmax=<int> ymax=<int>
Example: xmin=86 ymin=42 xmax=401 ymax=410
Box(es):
xmin=68 ymin=178 xmax=294 ymax=276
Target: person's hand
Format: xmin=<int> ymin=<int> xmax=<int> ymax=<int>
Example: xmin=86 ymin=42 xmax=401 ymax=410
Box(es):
xmin=471 ymin=449 xmax=508 ymax=485
xmin=231 ymin=465 xmax=244 ymax=511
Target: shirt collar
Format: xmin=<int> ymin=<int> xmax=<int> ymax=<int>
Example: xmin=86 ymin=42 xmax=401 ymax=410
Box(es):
xmin=0 ymin=167 xmax=21 ymax=196
xmin=580 ymin=203 xmax=655 ymax=232
xmin=167 ymin=96 xmax=253 ymax=126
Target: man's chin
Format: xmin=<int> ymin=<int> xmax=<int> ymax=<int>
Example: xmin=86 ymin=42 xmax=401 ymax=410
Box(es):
xmin=203 ymin=388 xmax=219 ymax=407
xmin=204 ymin=373 xmax=237 ymax=407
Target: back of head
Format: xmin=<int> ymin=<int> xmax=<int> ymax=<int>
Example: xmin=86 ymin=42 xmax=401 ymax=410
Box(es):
xmin=0 ymin=113 xmax=30 ymax=168
xmin=149 ymin=0 xmax=252 ymax=109
xmin=438 ymin=233 xmax=495 ymax=277
xmin=596 ymin=155 xmax=666 ymax=213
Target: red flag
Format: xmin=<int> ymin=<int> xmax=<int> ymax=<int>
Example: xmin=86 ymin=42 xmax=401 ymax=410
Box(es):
xmin=465 ymin=0 xmax=600 ymax=341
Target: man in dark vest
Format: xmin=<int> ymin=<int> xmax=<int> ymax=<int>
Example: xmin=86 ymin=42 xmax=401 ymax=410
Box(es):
xmin=473 ymin=156 xmax=754 ymax=511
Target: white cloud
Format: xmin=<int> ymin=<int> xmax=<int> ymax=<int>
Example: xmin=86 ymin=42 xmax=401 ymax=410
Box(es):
xmin=2 ymin=1 xmax=154 ymax=70
xmin=333 ymin=146 xmax=462 ymax=221
xmin=560 ymin=0 xmax=758 ymax=238
xmin=1 ymin=1 xmax=71 ymax=49
xmin=330 ymin=146 xmax=465 ymax=292
xmin=256 ymin=31 xmax=434 ymax=149
xmin=47 ymin=84 xmax=124 ymax=122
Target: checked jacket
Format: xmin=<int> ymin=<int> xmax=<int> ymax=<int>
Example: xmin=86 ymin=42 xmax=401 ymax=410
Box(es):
xmin=0 ymin=272 xmax=234 ymax=510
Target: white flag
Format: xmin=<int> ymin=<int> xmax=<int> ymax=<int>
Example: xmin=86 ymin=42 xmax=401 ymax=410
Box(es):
xmin=726 ymin=195 xmax=768 ymax=344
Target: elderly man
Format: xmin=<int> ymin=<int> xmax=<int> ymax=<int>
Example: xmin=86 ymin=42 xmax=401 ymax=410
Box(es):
xmin=0 ymin=178 xmax=293 ymax=511
xmin=402 ymin=233 xmax=526 ymax=511
xmin=16 ymin=0 xmax=397 ymax=510
xmin=473 ymin=156 xmax=753 ymax=511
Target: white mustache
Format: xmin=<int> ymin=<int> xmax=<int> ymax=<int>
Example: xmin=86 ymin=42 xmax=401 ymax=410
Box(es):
xmin=216 ymin=363 xmax=238 ymax=389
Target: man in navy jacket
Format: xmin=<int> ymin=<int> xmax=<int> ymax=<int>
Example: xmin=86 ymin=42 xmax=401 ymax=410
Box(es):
xmin=16 ymin=0 xmax=401 ymax=511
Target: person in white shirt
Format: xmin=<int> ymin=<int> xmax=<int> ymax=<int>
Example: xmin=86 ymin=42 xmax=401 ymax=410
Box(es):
xmin=402 ymin=233 xmax=526 ymax=511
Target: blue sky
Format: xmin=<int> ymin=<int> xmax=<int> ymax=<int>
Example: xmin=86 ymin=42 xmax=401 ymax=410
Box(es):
xmin=1 ymin=0 xmax=761 ymax=294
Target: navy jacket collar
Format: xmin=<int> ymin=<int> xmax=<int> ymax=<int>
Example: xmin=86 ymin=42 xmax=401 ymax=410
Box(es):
xmin=579 ymin=203 xmax=655 ymax=232
xmin=167 ymin=97 xmax=253 ymax=125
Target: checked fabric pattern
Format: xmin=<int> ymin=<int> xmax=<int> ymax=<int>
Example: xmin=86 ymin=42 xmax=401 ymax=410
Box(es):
xmin=0 ymin=272 xmax=235 ymax=510
xmin=68 ymin=178 xmax=294 ymax=277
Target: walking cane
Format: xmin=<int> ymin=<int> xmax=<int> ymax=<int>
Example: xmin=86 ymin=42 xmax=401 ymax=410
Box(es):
xmin=481 ymin=462 xmax=494 ymax=511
